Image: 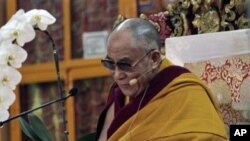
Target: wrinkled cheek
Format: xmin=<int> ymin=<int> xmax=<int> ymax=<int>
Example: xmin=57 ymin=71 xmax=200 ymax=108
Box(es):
xmin=120 ymin=87 xmax=137 ymax=97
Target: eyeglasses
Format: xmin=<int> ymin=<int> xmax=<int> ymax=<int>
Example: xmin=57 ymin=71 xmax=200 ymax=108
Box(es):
xmin=101 ymin=49 xmax=154 ymax=72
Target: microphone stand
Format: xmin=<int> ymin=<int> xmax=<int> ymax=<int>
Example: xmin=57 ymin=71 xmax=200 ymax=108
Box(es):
xmin=35 ymin=28 xmax=69 ymax=141
xmin=0 ymin=87 xmax=77 ymax=127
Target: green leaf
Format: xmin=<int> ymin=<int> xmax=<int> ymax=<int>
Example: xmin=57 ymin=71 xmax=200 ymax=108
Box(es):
xmin=19 ymin=117 xmax=42 ymax=141
xmin=28 ymin=114 xmax=54 ymax=141
xmin=76 ymin=132 xmax=96 ymax=141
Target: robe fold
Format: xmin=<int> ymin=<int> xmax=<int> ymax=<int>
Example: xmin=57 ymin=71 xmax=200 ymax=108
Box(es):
xmin=95 ymin=58 xmax=228 ymax=141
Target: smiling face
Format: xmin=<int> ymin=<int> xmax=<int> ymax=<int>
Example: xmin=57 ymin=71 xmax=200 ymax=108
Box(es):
xmin=106 ymin=29 xmax=154 ymax=97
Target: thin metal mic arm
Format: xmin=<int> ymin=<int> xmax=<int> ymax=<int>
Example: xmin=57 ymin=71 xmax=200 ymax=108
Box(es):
xmin=0 ymin=87 xmax=78 ymax=127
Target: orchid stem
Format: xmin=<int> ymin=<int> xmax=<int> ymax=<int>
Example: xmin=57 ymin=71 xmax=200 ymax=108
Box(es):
xmin=36 ymin=28 xmax=69 ymax=141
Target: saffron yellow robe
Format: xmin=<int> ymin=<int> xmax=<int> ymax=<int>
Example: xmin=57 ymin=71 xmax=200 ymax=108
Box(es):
xmin=96 ymin=59 xmax=229 ymax=141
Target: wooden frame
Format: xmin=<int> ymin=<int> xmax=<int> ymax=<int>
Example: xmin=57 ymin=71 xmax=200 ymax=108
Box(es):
xmin=67 ymin=66 xmax=109 ymax=141
xmin=118 ymin=0 xmax=138 ymax=17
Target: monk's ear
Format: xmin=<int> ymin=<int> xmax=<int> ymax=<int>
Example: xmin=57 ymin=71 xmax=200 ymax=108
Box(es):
xmin=151 ymin=50 xmax=161 ymax=69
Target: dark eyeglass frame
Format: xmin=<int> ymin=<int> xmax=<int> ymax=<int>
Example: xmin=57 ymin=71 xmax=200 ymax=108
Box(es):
xmin=101 ymin=49 xmax=155 ymax=72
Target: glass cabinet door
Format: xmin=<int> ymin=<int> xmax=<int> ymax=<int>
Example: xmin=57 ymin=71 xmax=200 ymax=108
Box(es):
xmin=73 ymin=76 xmax=113 ymax=139
xmin=19 ymin=82 xmax=65 ymax=141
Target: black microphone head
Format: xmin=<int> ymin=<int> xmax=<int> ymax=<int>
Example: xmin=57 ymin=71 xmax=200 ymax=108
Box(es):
xmin=69 ymin=87 xmax=78 ymax=96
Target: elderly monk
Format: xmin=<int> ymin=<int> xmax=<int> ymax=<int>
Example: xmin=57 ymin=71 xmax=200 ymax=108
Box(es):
xmin=95 ymin=18 xmax=229 ymax=141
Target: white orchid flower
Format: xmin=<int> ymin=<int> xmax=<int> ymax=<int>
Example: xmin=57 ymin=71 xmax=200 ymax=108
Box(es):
xmin=0 ymin=30 xmax=3 ymax=43
xmin=0 ymin=86 xmax=15 ymax=122
xmin=8 ymin=9 xmax=26 ymax=22
xmin=0 ymin=108 xmax=10 ymax=122
xmin=0 ymin=42 xmax=27 ymax=68
xmin=0 ymin=13 xmax=35 ymax=46
xmin=0 ymin=8 xmax=56 ymax=122
xmin=0 ymin=86 xmax=16 ymax=110
xmin=0 ymin=65 xmax=22 ymax=90
xmin=25 ymin=9 xmax=56 ymax=31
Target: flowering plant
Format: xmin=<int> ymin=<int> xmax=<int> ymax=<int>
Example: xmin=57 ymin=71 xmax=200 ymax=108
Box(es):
xmin=0 ymin=9 xmax=56 ymax=122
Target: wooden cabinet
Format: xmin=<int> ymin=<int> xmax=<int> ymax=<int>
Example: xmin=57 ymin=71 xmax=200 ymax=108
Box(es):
xmin=2 ymin=0 xmax=161 ymax=140
xmin=5 ymin=0 xmax=120 ymax=141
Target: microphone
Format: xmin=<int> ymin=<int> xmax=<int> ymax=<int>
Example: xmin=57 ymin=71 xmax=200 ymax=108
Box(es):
xmin=129 ymin=78 xmax=138 ymax=86
xmin=129 ymin=58 xmax=163 ymax=86
xmin=0 ymin=87 xmax=78 ymax=126
xmin=129 ymin=69 xmax=153 ymax=86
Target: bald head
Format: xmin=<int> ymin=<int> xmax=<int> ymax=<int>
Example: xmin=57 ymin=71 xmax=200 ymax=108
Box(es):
xmin=113 ymin=18 xmax=161 ymax=50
